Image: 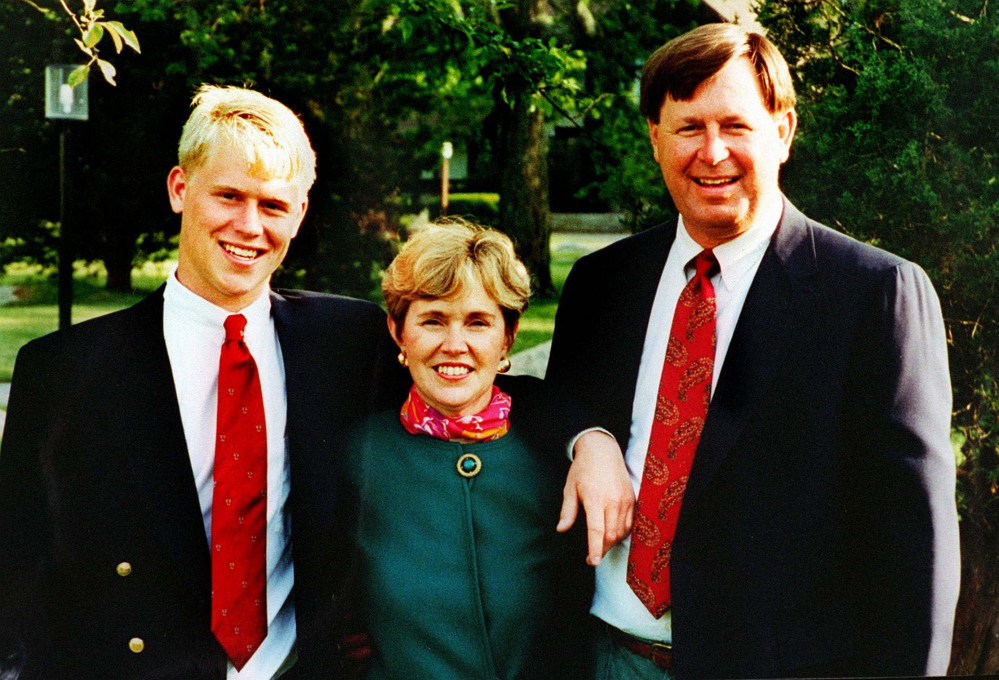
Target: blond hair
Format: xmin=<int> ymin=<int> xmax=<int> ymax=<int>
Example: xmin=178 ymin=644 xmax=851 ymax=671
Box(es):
xmin=640 ymin=23 xmax=796 ymax=121
xmin=177 ymin=85 xmax=317 ymax=193
xmin=382 ymin=218 xmax=531 ymax=346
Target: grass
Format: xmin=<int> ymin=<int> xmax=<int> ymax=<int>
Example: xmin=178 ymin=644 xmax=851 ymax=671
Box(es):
xmin=0 ymin=232 xmax=627 ymax=385
xmin=0 ymin=261 xmax=172 ymax=383
xmin=510 ymin=232 xmax=626 ymax=354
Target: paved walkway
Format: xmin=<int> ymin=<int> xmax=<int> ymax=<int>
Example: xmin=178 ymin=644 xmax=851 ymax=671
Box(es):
xmin=508 ymin=341 xmax=551 ymax=379
xmin=0 ymin=286 xmax=16 ymax=306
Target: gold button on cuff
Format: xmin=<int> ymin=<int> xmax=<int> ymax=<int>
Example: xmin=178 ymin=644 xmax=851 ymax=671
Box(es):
xmin=116 ymin=562 xmax=132 ymax=577
xmin=128 ymin=637 xmax=145 ymax=653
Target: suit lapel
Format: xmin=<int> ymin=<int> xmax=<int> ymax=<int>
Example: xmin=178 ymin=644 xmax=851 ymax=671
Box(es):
xmin=116 ymin=291 xmax=212 ymax=603
xmin=684 ymin=200 xmax=819 ymax=509
xmin=608 ymin=225 xmax=676 ymax=443
xmin=271 ymin=292 xmax=339 ymax=534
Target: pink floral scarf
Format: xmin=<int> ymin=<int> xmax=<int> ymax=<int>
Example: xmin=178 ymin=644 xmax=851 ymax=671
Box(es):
xmin=400 ymin=385 xmax=511 ymax=441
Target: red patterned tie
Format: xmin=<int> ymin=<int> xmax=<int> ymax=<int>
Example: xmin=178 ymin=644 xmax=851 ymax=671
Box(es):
xmin=628 ymin=250 xmax=718 ymax=618
xmin=212 ymin=314 xmax=268 ymax=669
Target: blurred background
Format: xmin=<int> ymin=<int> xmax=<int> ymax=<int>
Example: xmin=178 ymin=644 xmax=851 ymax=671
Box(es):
xmin=2 ymin=0 xmax=999 ymax=673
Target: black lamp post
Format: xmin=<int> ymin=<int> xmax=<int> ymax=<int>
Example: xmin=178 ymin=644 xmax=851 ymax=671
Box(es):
xmin=44 ymin=63 xmax=88 ymax=330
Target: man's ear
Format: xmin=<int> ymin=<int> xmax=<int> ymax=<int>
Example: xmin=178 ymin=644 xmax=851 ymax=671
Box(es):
xmin=291 ymin=197 xmax=309 ymax=238
xmin=166 ymin=166 xmax=187 ymax=214
xmin=647 ymin=118 xmax=663 ymax=164
xmin=776 ymin=108 xmax=798 ymax=163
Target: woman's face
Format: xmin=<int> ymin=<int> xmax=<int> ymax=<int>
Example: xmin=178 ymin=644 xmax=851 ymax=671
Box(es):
xmin=390 ymin=281 xmax=513 ymax=418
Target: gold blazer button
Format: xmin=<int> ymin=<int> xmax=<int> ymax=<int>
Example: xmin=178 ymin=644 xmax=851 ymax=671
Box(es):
xmin=116 ymin=562 xmax=132 ymax=577
xmin=128 ymin=637 xmax=145 ymax=653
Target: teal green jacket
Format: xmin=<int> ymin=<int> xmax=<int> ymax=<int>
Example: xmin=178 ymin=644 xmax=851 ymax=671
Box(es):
xmin=350 ymin=377 xmax=593 ymax=680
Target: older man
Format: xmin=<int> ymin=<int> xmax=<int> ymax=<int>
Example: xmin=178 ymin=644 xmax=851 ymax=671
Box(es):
xmin=547 ymin=23 xmax=960 ymax=679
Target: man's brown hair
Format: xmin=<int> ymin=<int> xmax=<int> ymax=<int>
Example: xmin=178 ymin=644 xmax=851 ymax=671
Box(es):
xmin=640 ymin=23 xmax=795 ymax=121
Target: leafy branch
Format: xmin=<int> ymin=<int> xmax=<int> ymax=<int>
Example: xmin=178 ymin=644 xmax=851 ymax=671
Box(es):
xmin=16 ymin=0 xmax=140 ymax=86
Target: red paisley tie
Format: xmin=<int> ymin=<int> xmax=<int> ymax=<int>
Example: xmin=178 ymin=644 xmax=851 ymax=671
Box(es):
xmin=212 ymin=314 xmax=268 ymax=669
xmin=628 ymin=250 xmax=719 ymax=618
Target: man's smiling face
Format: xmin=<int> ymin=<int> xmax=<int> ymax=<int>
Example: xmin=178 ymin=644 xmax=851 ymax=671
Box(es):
xmin=168 ymin=145 xmax=308 ymax=312
xmin=648 ymin=55 xmax=796 ymax=248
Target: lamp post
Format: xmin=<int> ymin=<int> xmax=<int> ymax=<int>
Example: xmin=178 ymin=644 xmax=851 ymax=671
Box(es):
xmin=441 ymin=141 xmax=453 ymax=216
xmin=45 ymin=64 xmax=88 ymax=330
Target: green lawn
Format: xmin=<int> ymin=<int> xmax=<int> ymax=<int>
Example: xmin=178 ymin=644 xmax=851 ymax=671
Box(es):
xmin=0 ymin=261 xmax=171 ymax=382
xmin=510 ymin=232 xmax=626 ymax=354
xmin=0 ymin=304 xmax=145 ymax=382
xmin=0 ymin=232 xmax=626 ymax=383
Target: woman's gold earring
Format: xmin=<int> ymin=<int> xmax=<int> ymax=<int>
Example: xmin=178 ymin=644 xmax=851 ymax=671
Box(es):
xmin=498 ymin=357 xmax=511 ymax=374
xmin=398 ymin=352 xmax=409 ymax=367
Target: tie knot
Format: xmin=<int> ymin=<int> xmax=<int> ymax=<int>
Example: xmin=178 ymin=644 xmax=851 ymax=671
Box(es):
xmin=692 ymin=250 xmax=719 ymax=279
xmin=223 ymin=314 xmax=247 ymax=342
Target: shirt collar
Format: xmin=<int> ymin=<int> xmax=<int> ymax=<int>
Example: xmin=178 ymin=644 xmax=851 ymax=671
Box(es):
xmin=675 ymin=197 xmax=782 ymax=292
xmin=164 ymin=269 xmax=272 ymax=331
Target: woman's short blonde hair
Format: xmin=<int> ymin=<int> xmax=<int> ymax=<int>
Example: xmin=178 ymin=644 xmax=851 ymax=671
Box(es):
xmin=382 ymin=218 xmax=531 ymax=346
xmin=177 ymin=84 xmax=317 ymax=193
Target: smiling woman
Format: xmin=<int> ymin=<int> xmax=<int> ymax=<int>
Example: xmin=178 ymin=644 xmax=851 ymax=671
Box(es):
xmin=347 ymin=218 xmax=593 ymax=679
xmin=382 ymin=220 xmax=529 ymax=419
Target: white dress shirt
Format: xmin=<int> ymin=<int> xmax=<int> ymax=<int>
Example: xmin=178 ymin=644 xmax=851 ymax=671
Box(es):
xmin=163 ymin=273 xmax=296 ymax=679
xmin=591 ymin=200 xmax=782 ymax=642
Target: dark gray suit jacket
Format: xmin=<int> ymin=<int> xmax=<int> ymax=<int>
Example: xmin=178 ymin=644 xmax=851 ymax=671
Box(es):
xmin=546 ymin=199 xmax=960 ymax=678
xmin=0 ymin=287 xmax=406 ymax=679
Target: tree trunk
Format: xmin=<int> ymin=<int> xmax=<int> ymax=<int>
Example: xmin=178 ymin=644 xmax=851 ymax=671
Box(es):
xmin=104 ymin=254 xmax=133 ymax=292
xmin=102 ymin=222 xmax=134 ymax=292
xmin=498 ymin=85 xmax=555 ymax=297
xmin=496 ymin=0 xmax=556 ymax=298
xmin=949 ymin=503 xmax=999 ymax=674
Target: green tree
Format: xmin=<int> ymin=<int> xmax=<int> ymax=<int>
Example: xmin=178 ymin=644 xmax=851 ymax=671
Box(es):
xmin=15 ymin=0 xmax=140 ymax=85
xmin=576 ymin=0 xmax=717 ymax=231
xmin=0 ymin=0 xmax=160 ymax=290
xmin=403 ymin=0 xmax=715 ymax=291
xmin=3 ymin=0 xmax=712 ymax=296
xmin=120 ymin=0 xmax=625 ymax=295
xmin=757 ymin=0 xmax=999 ymax=671
xmin=418 ymin=0 xmax=586 ymax=296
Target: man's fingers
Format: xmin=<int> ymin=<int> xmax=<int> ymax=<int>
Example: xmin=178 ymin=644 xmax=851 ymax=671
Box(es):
xmin=557 ymin=484 xmax=579 ymax=533
xmin=587 ymin=512 xmax=606 ymax=566
xmin=565 ymin=430 xmax=635 ymax=563
xmin=606 ymin=496 xmax=635 ymax=546
xmin=601 ymin=499 xmax=634 ymax=555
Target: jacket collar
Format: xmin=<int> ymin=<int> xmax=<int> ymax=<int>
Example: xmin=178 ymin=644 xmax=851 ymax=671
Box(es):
xmin=682 ymin=197 xmax=819 ymax=510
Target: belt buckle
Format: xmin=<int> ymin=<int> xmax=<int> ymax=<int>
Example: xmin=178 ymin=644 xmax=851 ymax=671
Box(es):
xmin=649 ymin=641 xmax=673 ymax=670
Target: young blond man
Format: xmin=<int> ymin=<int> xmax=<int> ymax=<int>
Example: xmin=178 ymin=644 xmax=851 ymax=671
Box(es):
xmin=0 ymin=86 xmax=405 ymax=679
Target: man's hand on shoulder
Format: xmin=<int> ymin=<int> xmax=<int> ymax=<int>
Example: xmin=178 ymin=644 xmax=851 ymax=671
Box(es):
xmin=558 ymin=431 xmax=634 ymax=566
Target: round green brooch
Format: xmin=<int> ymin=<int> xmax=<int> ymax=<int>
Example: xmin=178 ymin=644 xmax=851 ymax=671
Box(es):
xmin=456 ymin=453 xmax=482 ymax=478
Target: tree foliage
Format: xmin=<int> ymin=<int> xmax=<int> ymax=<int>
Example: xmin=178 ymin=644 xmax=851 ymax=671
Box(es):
xmin=112 ymin=0 xmax=596 ymax=295
xmin=1 ymin=0 xmax=171 ymax=291
xmin=757 ymin=0 xmax=999 ymax=671
xmin=16 ymin=0 xmax=139 ymax=85
xmin=2 ymin=0 xmax=703 ymax=295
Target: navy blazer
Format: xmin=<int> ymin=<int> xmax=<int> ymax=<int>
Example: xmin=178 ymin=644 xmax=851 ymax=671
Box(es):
xmin=546 ymin=199 xmax=961 ymax=678
xmin=0 ymin=287 xmax=406 ymax=679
